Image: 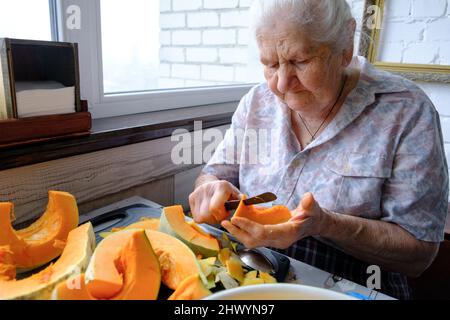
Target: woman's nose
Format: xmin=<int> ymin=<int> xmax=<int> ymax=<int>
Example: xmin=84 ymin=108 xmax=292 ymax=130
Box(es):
xmin=277 ymin=64 xmax=299 ymax=94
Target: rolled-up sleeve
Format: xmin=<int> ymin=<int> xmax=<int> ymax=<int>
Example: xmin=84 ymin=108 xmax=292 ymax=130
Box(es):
xmin=381 ymin=97 xmax=449 ymax=242
xmin=201 ymin=90 xmax=250 ymax=188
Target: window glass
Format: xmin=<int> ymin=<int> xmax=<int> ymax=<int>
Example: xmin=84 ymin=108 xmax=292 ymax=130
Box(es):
xmin=100 ymin=0 xmax=264 ymax=95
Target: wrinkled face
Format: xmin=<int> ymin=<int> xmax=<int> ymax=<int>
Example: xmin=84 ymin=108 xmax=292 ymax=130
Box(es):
xmin=257 ymin=23 xmax=347 ymax=114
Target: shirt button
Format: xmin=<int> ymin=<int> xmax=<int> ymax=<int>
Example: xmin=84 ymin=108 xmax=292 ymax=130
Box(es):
xmin=344 ymin=163 xmax=351 ymax=174
xmin=292 ymin=158 xmax=301 ymax=167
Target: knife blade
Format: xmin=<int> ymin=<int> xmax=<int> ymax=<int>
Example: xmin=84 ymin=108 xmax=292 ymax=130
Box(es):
xmin=224 ymin=192 xmax=277 ymax=211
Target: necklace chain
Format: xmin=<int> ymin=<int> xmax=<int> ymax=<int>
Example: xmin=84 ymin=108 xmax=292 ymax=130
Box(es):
xmin=297 ymin=75 xmax=348 ymax=146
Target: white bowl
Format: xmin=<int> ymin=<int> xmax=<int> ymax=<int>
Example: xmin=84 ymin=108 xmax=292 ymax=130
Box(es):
xmin=205 ymin=284 xmax=357 ymax=300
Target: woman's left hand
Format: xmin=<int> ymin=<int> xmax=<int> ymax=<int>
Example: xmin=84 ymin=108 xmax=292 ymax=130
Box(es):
xmin=221 ymin=193 xmax=329 ymax=249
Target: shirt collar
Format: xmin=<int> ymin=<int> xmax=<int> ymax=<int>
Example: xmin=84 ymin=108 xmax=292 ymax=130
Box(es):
xmin=304 ymin=56 xmax=409 ymax=151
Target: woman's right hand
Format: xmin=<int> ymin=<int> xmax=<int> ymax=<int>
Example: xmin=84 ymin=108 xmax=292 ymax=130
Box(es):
xmin=189 ymin=180 xmax=242 ymax=225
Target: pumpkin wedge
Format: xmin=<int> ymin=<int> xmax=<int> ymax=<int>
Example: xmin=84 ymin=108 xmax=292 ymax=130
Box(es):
xmin=168 ymin=274 xmax=212 ymax=300
xmin=0 ymin=191 xmax=79 ymax=272
xmin=232 ymin=195 xmax=292 ymax=225
xmin=144 ymin=230 xmax=207 ymax=290
xmin=159 ymin=205 xmax=219 ymax=258
xmin=54 ymin=229 xmax=161 ymax=300
xmin=0 ymin=222 xmax=95 ymax=300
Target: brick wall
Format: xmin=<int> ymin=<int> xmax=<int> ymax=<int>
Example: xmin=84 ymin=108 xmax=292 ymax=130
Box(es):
xmin=159 ymin=0 xmax=260 ymax=87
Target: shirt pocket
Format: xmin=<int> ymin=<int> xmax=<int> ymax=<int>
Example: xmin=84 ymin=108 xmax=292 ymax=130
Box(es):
xmin=324 ymin=152 xmax=392 ymax=218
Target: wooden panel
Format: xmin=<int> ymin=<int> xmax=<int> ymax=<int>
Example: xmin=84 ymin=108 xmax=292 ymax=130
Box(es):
xmin=78 ymin=177 xmax=174 ymax=216
xmin=174 ymin=166 xmax=203 ymax=211
xmin=0 ymin=125 xmax=229 ymax=224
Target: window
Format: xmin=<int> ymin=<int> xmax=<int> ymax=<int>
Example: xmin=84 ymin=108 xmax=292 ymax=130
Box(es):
xmin=0 ymin=0 xmax=53 ymax=41
xmin=2 ymin=0 xmax=264 ymax=118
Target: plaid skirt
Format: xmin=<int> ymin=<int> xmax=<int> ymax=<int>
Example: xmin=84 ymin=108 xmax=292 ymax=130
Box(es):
xmin=276 ymin=237 xmax=412 ymax=300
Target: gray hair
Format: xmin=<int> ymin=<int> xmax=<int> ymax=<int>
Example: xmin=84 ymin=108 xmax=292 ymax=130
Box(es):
xmin=251 ymin=0 xmax=355 ymax=51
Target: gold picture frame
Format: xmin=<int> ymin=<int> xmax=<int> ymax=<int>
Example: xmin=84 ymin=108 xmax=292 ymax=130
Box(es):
xmin=358 ymin=0 xmax=450 ymax=83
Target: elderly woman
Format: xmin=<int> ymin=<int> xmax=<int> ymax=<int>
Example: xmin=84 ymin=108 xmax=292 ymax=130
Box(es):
xmin=189 ymin=0 xmax=448 ymax=300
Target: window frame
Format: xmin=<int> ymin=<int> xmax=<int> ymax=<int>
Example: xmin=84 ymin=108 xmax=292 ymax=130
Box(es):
xmin=55 ymin=0 xmax=255 ymax=119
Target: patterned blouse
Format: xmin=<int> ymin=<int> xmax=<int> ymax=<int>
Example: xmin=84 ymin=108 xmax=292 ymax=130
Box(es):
xmin=202 ymin=56 xmax=449 ymax=299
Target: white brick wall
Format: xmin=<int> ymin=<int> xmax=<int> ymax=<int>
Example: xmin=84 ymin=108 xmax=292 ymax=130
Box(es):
xmin=379 ymin=0 xmax=450 ymax=64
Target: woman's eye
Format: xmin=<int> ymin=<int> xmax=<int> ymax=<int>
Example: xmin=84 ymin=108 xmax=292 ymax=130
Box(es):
xmin=268 ymin=63 xmax=279 ymax=69
xmin=293 ymin=59 xmax=310 ymax=68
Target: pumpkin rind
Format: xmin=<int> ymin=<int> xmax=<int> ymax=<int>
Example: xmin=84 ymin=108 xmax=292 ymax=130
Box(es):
xmin=0 ymin=222 xmax=95 ymax=300
xmin=0 ymin=191 xmax=79 ymax=272
xmin=159 ymin=206 xmax=220 ymax=258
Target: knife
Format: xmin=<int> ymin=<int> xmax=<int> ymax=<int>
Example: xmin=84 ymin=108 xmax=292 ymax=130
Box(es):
xmin=224 ymin=192 xmax=277 ymax=211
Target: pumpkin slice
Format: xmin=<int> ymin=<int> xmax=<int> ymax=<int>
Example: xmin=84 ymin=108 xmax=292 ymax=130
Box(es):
xmin=159 ymin=205 xmax=219 ymax=258
xmin=226 ymin=257 xmax=245 ymax=283
xmin=144 ymin=230 xmax=207 ymax=290
xmin=0 ymin=222 xmax=95 ymax=300
xmin=232 ymin=195 xmax=292 ymax=225
xmin=84 ymin=230 xmax=130 ymax=299
xmin=53 ymin=229 xmax=161 ymax=300
xmin=85 ymin=229 xmax=161 ymax=299
xmin=0 ymin=191 xmax=79 ymax=272
xmin=168 ymin=274 xmax=212 ymax=300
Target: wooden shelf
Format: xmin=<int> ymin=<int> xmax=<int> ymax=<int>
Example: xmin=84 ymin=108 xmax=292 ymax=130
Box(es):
xmin=0 ymin=111 xmax=91 ymax=148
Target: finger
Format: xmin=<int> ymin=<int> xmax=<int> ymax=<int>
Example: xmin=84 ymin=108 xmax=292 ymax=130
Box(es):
xmin=210 ymin=187 xmax=230 ymax=212
xmin=189 ymin=194 xmax=202 ymax=222
xmin=230 ymin=217 xmax=265 ymax=239
xmin=221 ymin=220 xmax=254 ymax=246
xmin=228 ymin=184 xmax=243 ymax=201
xmin=195 ymin=201 xmax=215 ymax=224
xmin=301 ymin=192 xmax=316 ymax=211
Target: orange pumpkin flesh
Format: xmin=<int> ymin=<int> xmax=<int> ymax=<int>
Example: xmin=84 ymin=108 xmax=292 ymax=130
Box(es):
xmin=0 ymin=246 xmax=15 ymax=281
xmin=0 ymin=191 xmax=79 ymax=271
xmin=232 ymin=195 xmax=292 ymax=225
xmin=144 ymin=230 xmax=204 ymax=290
xmin=168 ymin=274 xmax=212 ymax=300
xmin=0 ymin=223 xmax=95 ymax=300
xmin=84 ymin=231 xmax=130 ymax=299
xmin=55 ymin=229 xmax=161 ymax=300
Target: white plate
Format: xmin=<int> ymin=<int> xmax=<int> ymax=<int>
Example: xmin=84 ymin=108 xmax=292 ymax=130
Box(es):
xmin=205 ymin=284 xmax=357 ymax=300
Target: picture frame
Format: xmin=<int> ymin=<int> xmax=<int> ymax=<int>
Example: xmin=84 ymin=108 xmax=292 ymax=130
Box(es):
xmin=358 ymin=0 xmax=450 ymax=83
